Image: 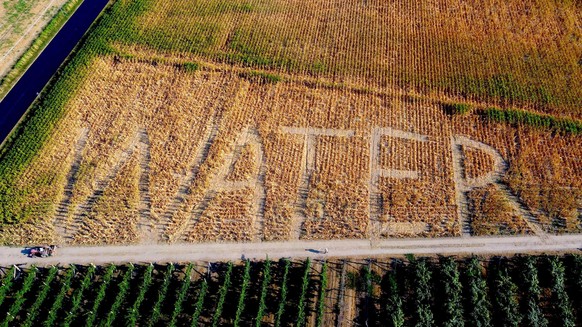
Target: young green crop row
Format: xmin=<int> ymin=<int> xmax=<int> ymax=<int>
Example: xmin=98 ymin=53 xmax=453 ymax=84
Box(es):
xmin=0 ymin=255 xmax=580 ymax=326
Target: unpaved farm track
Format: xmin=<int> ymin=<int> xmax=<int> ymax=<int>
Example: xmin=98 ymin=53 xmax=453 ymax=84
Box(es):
xmin=1 ymin=234 xmax=581 ymax=267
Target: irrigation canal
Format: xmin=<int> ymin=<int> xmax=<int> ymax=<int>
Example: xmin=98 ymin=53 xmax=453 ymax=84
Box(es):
xmin=0 ymin=0 xmax=110 ymax=146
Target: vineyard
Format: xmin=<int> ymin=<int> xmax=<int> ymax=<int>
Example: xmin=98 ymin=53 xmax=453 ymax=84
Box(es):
xmin=0 ymin=254 xmax=581 ymax=326
xmin=0 ymin=0 xmax=581 ymax=244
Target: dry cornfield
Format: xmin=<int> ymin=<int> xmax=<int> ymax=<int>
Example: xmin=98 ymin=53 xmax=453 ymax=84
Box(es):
xmin=0 ymin=0 xmax=580 ymax=244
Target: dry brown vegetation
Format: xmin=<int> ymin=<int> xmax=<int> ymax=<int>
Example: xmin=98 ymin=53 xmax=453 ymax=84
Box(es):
xmin=0 ymin=0 xmax=581 ymax=244
xmin=128 ymin=0 xmax=582 ymax=118
xmin=225 ymin=143 xmax=257 ymax=182
xmin=468 ymin=185 xmax=531 ymax=236
xmin=0 ymin=53 xmax=579 ymax=245
xmin=72 ymin=152 xmax=140 ymax=244
xmin=302 ymin=135 xmax=369 ymax=239
xmin=452 ymin=115 xmax=582 ymax=233
xmin=186 ymin=188 xmax=256 ymax=242
xmin=462 ymin=146 xmax=495 ymax=180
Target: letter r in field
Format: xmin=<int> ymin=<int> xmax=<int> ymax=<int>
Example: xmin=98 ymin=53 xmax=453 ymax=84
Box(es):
xmin=450 ymin=135 xmax=539 ymax=237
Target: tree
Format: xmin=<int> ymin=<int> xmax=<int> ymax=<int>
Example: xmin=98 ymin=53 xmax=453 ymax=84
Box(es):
xmin=465 ymin=257 xmax=491 ymax=327
xmin=439 ymin=257 xmax=464 ymax=327
xmin=492 ymin=265 xmax=521 ymax=327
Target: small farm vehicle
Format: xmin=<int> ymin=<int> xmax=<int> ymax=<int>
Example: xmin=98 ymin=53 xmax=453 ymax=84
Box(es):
xmin=28 ymin=245 xmax=57 ymax=258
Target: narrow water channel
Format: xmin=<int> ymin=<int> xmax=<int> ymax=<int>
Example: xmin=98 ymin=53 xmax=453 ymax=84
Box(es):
xmin=0 ymin=0 xmax=110 ymax=145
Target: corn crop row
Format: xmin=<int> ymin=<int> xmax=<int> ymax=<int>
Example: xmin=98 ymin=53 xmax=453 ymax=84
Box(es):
xmin=439 ymin=257 xmax=463 ymax=327
xmin=146 ymin=263 xmax=175 ymax=327
xmin=0 ymin=266 xmax=16 ymax=308
xmin=234 ymin=260 xmax=251 ymax=327
xmin=492 ymin=264 xmax=521 ymax=326
xmin=191 ymin=278 xmax=208 ymax=327
xmin=255 ymin=259 xmax=272 ymax=327
xmin=548 ymin=256 xmax=575 ymax=327
xmin=520 ymin=257 xmax=547 ymax=327
xmin=412 ymin=259 xmax=434 ymax=326
xmin=102 ymin=264 xmax=135 ymax=327
xmin=44 ymin=266 xmax=76 ymax=327
xmin=385 ymin=271 xmax=404 ymax=327
xmin=1 ymin=267 xmax=37 ymax=327
xmin=465 ymin=258 xmax=491 ymax=327
xmin=275 ymin=259 xmax=291 ymax=327
xmin=63 ymin=265 xmax=96 ymax=327
xmin=296 ymin=258 xmax=312 ymax=327
xmin=0 ymin=256 xmax=580 ymax=325
xmin=316 ymin=261 xmax=328 ymax=327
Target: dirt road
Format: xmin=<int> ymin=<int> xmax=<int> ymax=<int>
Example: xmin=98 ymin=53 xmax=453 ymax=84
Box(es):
xmin=1 ymin=234 xmax=581 ymax=266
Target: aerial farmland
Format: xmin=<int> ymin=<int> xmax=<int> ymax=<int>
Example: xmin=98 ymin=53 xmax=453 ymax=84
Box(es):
xmin=0 ymin=0 xmax=580 ymax=244
xmin=0 ymin=0 xmax=580 ymax=325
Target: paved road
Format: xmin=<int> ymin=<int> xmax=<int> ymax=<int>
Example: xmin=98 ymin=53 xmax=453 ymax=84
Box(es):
xmin=1 ymin=234 xmax=581 ymax=266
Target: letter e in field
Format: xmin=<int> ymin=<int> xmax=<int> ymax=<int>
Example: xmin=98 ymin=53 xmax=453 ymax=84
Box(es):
xmin=369 ymin=127 xmax=429 ymax=223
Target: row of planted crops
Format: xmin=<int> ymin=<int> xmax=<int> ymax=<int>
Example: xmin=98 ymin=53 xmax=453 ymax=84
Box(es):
xmin=0 ymin=254 xmax=581 ymax=326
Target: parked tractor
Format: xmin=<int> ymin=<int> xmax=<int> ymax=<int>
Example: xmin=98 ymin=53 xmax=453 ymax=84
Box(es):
xmin=28 ymin=245 xmax=56 ymax=258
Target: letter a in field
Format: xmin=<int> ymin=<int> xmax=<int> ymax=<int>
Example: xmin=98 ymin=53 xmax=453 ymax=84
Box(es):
xmin=197 ymin=127 xmax=267 ymax=241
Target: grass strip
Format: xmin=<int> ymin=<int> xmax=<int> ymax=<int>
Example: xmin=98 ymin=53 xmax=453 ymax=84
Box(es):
xmin=482 ymin=107 xmax=582 ymax=135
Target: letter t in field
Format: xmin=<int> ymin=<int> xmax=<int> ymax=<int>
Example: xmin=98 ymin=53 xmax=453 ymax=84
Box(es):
xmin=279 ymin=127 xmax=355 ymax=239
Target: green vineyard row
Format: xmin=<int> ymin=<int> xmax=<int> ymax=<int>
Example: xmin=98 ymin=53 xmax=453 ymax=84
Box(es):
xmin=0 ymin=254 xmax=580 ymax=326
